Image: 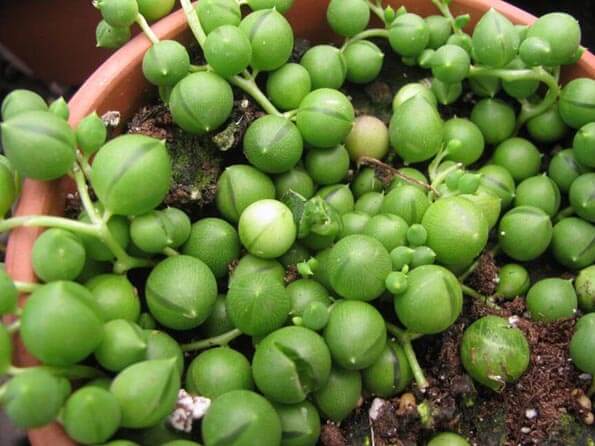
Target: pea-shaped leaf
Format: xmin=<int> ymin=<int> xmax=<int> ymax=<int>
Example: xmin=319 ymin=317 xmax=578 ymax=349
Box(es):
xmin=570 ymin=314 xmax=595 ymax=375
xmin=313 ymin=366 xmax=361 ymax=422
xmin=323 ymin=300 xmax=386 ymax=370
xmin=20 ymin=281 xmax=104 ymax=366
xmin=91 ymin=134 xmax=171 ymax=216
xmin=0 ymin=266 xmax=18 ymax=316
xmin=144 ymin=329 xmax=185 ymax=376
xmin=196 ymin=0 xmax=241 ymax=35
xmin=0 ymin=163 xmax=16 ymax=218
xmin=96 ymin=20 xmax=131 ymax=49
xmin=388 ymin=13 xmax=430 ymax=57
xmin=226 ymin=273 xmax=290 ymax=336
xmin=300 ymin=45 xmax=346 ymax=91
xmin=362 ymin=340 xmax=413 ymax=398
xmin=252 ymin=326 xmax=332 ymax=404
xmin=97 ymin=0 xmax=139 ymax=27
xmin=0 ymin=324 xmax=11 ymax=374
xmin=326 ymin=0 xmax=370 ymax=37
xmin=520 ymin=13 xmax=581 ymax=66
xmin=1 ymin=110 xmax=76 ymax=180
xmin=186 ymin=347 xmax=254 ymax=398
xmin=238 ymin=199 xmax=297 ymax=259
xmin=95 ymin=319 xmax=147 ymax=372
xmin=2 ymin=368 xmax=71 ymax=428
xmin=327 ymin=235 xmax=392 ymax=301
xmin=273 ymin=400 xmax=321 ymax=446
xmin=394 ymin=265 xmax=463 ymax=334
xmin=169 ymin=72 xmax=234 ymax=135
xmin=526 ymin=278 xmax=577 ymax=322
xmin=110 ymin=358 xmax=180 ymax=428
xmin=204 ymin=25 xmax=252 ymax=78
xmin=32 ymin=228 xmax=86 ymax=282
xmin=63 ymin=386 xmax=122 ymax=445
xmin=202 ymin=390 xmax=282 ymax=446
xmin=239 ymin=9 xmax=294 ymax=71
xmin=296 ymin=89 xmax=354 ymax=149
xmin=551 ymin=217 xmax=595 ymax=270
xmin=471 ymin=9 xmax=517 ymax=67
xmin=498 ymin=206 xmax=553 ymax=261
xmin=146 ymin=256 xmax=218 ymax=330
xmin=143 ymin=40 xmax=190 ymax=87
xmin=389 ymin=95 xmax=443 ymax=163
xmin=243 ymin=115 xmax=303 ymax=175
xmin=1 ymin=89 xmax=47 ymax=121
xmin=460 ymin=315 xmax=530 ymax=391
xmin=76 ymin=112 xmax=107 ymax=156
xmin=215 ymin=164 xmax=276 ymax=223
xmin=422 ymin=196 xmax=488 ymax=272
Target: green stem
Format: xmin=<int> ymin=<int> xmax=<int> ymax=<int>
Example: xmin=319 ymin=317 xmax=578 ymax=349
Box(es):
xmin=180 ymin=0 xmax=206 ymax=46
xmin=14 ymin=281 xmax=41 ymax=294
xmin=283 ymin=109 xmax=298 ymax=120
xmin=162 ymin=247 xmax=179 ymax=257
xmin=228 ymin=76 xmax=282 ymax=116
xmin=0 ymin=215 xmax=99 ymax=237
xmin=386 ymin=323 xmax=429 ymax=390
xmin=72 ymin=163 xmax=153 ymax=274
xmin=189 ymin=64 xmax=209 ymax=72
xmin=135 ymin=13 xmax=160 ymax=45
xmin=428 ymin=146 xmax=449 ymax=182
xmin=75 ymin=152 xmax=93 ymax=180
xmin=180 ymin=0 xmax=282 ymax=116
xmin=461 ymin=284 xmax=485 ymax=301
xmin=589 ymin=378 xmax=595 ymax=397
xmin=554 ymin=205 xmax=575 ymax=223
xmin=468 ymin=65 xmax=560 ymax=129
xmin=341 ymin=28 xmax=390 ymax=50
xmin=0 ymin=384 xmax=6 ymax=401
xmin=367 ymin=0 xmax=386 ymax=24
xmin=429 ymin=161 xmax=462 ymax=200
xmin=73 ymin=165 xmax=99 ymax=223
xmin=432 ymin=0 xmax=464 ymax=35
xmin=458 ymin=259 xmax=480 ymax=282
xmin=181 ymin=328 xmax=242 ymax=352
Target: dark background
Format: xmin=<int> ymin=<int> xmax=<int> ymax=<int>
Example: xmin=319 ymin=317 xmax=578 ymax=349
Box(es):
xmin=0 ymin=1 xmax=593 ymax=445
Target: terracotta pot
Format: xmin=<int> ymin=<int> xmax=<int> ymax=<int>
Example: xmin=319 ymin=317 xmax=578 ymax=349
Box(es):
xmin=4 ymin=0 xmax=595 ymax=444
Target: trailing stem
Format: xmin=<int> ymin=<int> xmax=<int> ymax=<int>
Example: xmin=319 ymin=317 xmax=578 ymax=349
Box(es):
xmin=468 ymin=65 xmax=560 ymax=129
xmin=432 ymin=0 xmax=467 ymax=35
xmin=341 ymin=28 xmax=390 ymax=50
xmin=367 ymin=0 xmax=386 ymax=24
xmin=73 ymin=164 xmax=152 ymax=273
xmin=135 ymin=13 xmax=160 ymax=45
xmin=181 ymin=328 xmax=243 ymax=352
xmin=386 ymin=323 xmax=429 ymax=390
xmin=0 ymin=164 xmax=152 ymax=274
xmin=461 ymin=284 xmax=501 ymax=310
xmin=179 ymin=0 xmax=282 ymax=116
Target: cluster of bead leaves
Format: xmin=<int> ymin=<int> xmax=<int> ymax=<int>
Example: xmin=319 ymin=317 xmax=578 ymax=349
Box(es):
xmin=0 ymin=0 xmax=594 ymax=445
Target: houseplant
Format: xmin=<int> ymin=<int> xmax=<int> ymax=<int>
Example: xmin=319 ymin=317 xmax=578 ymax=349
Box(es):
xmin=1 ymin=0 xmax=594 ymax=444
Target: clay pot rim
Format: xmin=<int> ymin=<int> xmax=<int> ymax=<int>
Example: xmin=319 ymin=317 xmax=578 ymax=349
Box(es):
xmin=4 ymin=0 xmax=595 ymax=445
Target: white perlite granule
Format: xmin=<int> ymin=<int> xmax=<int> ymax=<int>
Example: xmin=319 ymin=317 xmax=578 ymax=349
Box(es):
xmin=369 ymin=398 xmax=387 ymax=421
xmin=169 ymin=389 xmax=211 ymax=433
